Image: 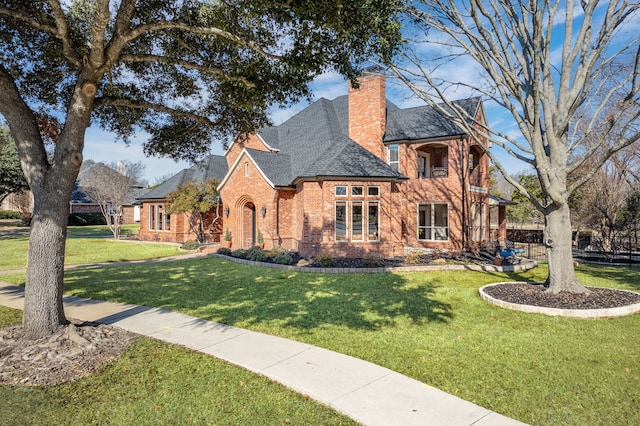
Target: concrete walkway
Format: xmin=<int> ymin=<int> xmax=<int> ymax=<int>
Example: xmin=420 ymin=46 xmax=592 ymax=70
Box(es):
xmin=0 ymin=284 xmax=526 ymax=426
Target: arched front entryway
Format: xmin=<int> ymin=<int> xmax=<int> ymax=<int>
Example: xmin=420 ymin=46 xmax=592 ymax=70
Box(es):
xmin=240 ymin=201 xmax=256 ymax=248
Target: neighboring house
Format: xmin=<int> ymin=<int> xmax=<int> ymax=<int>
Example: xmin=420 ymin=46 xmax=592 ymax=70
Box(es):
xmin=138 ymin=73 xmax=512 ymax=256
xmin=137 ymin=155 xmax=229 ymax=243
xmin=71 ymin=161 xmax=146 ymax=224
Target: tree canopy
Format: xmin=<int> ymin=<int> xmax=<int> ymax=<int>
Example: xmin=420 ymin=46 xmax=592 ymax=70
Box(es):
xmin=0 ymin=0 xmax=403 ymax=339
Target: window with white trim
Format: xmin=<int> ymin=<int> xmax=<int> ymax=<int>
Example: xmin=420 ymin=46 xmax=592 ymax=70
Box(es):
xmin=335 ymin=201 xmax=348 ymax=241
xmin=418 ymin=203 xmax=448 ymax=241
xmin=387 ymin=144 xmax=399 ymax=171
xmin=335 ymin=186 xmax=347 ymax=196
xmin=351 ymin=201 xmax=363 ymax=241
xmin=333 ymin=186 xmax=382 ymax=242
xmin=149 ymin=204 xmax=155 ymax=230
xmin=149 ymin=204 xmax=171 ymax=231
xmin=368 ymin=201 xmax=380 ymax=241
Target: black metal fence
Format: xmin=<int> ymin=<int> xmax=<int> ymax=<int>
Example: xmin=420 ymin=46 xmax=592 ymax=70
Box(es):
xmin=507 ymin=229 xmax=640 ymax=266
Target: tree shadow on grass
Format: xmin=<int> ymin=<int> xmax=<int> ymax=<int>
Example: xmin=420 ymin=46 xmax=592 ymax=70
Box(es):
xmin=63 ymin=258 xmax=454 ymax=332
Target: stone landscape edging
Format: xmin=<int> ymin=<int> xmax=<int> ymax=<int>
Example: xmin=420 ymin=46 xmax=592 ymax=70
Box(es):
xmin=214 ymin=254 xmax=538 ymax=274
xmin=478 ymin=282 xmax=640 ymax=319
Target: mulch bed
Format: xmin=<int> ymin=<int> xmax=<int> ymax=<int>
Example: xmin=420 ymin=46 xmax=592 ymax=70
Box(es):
xmin=483 ymin=283 xmax=640 ymax=310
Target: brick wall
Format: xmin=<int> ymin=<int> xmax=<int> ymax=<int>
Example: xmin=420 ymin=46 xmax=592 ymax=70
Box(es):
xmin=219 ymin=151 xmax=277 ymax=250
xmin=348 ymin=73 xmax=387 ymax=162
xmin=225 ymin=134 xmax=270 ymax=168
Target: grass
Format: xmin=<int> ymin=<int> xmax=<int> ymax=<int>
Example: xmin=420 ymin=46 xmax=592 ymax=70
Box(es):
xmin=0 ymin=227 xmax=181 ymax=271
xmin=38 ymin=258 xmax=640 ymax=426
xmin=1 ymin=232 xmax=639 ymax=425
xmin=0 ymin=307 xmax=355 ymax=426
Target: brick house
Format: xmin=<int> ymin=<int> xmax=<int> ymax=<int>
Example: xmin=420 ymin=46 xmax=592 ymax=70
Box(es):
xmin=70 ymin=161 xmax=146 ymax=224
xmin=138 ymin=73 xmax=510 ymax=256
xmin=137 ymin=155 xmax=228 ymax=243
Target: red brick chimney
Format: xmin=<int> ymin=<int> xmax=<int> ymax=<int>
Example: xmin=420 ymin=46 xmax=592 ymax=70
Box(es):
xmin=348 ymin=72 xmax=387 ymax=162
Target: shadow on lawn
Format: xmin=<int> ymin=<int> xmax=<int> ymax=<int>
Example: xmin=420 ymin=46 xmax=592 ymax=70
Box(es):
xmin=575 ymin=264 xmax=640 ymax=291
xmin=64 ymin=258 xmax=454 ymax=331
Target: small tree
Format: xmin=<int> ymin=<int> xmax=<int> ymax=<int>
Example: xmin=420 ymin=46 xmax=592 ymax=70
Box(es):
xmin=80 ymin=161 xmax=144 ymax=239
xmin=167 ymin=179 xmax=221 ymax=244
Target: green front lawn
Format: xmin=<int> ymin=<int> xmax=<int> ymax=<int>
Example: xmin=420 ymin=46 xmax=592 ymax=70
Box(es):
xmin=0 ymin=228 xmax=181 ymax=271
xmin=43 ymin=259 xmax=640 ymax=426
xmin=1 ymin=236 xmax=639 ymax=425
xmin=0 ymin=306 xmax=355 ymax=426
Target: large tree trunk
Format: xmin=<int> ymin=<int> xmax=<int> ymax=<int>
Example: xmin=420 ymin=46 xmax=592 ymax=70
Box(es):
xmin=544 ymin=202 xmax=589 ymax=294
xmin=23 ymin=188 xmax=71 ymax=338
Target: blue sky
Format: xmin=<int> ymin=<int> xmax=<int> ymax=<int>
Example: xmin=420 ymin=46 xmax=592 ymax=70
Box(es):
xmin=83 ymin=70 xmax=532 ymax=184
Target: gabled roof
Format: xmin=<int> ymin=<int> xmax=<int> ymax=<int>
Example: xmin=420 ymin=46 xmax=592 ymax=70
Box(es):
xmin=139 ymin=155 xmax=228 ymax=200
xmin=72 ymin=160 xmax=146 ymax=206
xmin=246 ymin=96 xmax=405 ymax=187
xmin=384 ymin=97 xmax=482 ymax=143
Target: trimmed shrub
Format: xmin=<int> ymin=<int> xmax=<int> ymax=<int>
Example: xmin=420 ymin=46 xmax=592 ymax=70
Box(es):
xmin=68 ymin=213 xmax=106 ymax=226
xmin=363 ymin=255 xmax=384 ymax=267
xmin=273 ymin=253 xmax=293 ymax=265
xmin=217 ymin=247 xmax=232 ymax=255
xmin=231 ymin=249 xmax=248 ymax=259
xmin=246 ymin=246 xmax=267 ymax=262
xmin=0 ymin=210 xmax=21 ymax=219
xmin=314 ymin=253 xmax=334 ymax=266
xmin=182 ymin=240 xmax=198 ymax=250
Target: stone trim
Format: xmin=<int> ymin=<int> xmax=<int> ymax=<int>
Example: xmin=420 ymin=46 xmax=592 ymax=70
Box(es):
xmin=478 ymin=282 xmax=640 ymax=318
xmin=214 ymin=254 xmax=537 ymax=274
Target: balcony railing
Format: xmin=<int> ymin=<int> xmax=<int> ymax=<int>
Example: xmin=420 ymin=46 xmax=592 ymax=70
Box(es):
xmin=418 ymin=166 xmax=448 ymax=179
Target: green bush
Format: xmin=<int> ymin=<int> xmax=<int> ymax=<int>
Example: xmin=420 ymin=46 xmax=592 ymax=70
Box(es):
xmin=0 ymin=210 xmax=21 ymax=219
xmin=314 ymin=253 xmax=334 ymax=266
xmin=273 ymin=253 xmax=293 ymax=265
xmin=231 ymin=249 xmax=248 ymax=259
xmin=181 ymin=240 xmax=198 ymax=250
xmin=217 ymin=247 xmax=232 ymax=255
xmin=363 ymin=255 xmax=384 ymax=267
xmin=246 ymin=246 xmax=267 ymax=262
xmin=68 ymin=213 xmax=106 ymax=226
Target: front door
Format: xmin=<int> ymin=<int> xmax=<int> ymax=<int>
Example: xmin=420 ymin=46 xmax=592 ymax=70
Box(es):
xmin=242 ymin=202 xmax=256 ymax=248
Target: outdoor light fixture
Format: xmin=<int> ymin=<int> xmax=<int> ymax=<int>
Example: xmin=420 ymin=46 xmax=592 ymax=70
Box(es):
xmin=260 ymin=205 xmax=267 ymax=217
xmin=224 ymin=207 xmax=230 ymax=217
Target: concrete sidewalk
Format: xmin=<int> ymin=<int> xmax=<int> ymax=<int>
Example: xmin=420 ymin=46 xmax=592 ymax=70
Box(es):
xmin=0 ymin=284 xmax=526 ymax=426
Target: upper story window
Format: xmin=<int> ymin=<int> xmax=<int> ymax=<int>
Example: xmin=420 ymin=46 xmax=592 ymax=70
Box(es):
xmin=368 ymin=186 xmax=379 ymax=197
xmin=417 ymin=145 xmax=448 ymax=178
xmin=351 ymin=186 xmax=364 ymax=196
xmin=335 ymin=186 xmax=347 ymax=196
xmin=244 ymin=162 xmax=249 ymax=176
xmin=387 ymin=144 xmax=399 ymax=171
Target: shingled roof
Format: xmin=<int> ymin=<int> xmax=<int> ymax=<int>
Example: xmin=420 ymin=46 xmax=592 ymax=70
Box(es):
xmin=249 ymin=95 xmax=481 ymax=187
xmin=145 ymin=93 xmax=482 ymax=194
xmin=384 ymin=97 xmax=482 ymax=142
xmin=138 ymin=155 xmax=228 ymax=200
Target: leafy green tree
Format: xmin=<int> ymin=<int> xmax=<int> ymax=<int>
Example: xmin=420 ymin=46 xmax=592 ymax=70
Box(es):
xmin=388 ymin=0 xmax=640 ymax=293
xmin=0 ymin=0 xmax=402 ymax=338
xmin=0 ymin=126 xmax=28 ymax=203
xmin=167 ymin=179 xmax=220 ymax=244
xmin=509 ymin=174 xmax=543 ymax=225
